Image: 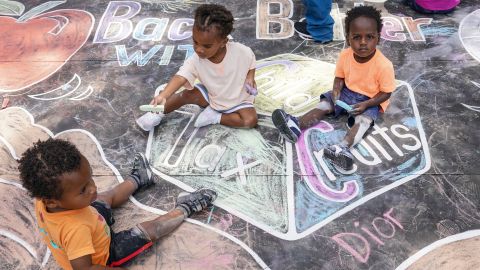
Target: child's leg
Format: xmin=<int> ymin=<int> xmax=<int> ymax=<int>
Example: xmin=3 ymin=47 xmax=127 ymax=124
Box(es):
xmin=220 ymin=107 xmax=257 ymax=128
xmin=341 ymin=114 xmax=373 ymax=148
xmin=139 ymin=188 xmax=217 ymax=241
xmin=97 ymin=153 xmax=154 ymax=208
xmin=194 ymin=104 xmax=257 ymax=128
xmin=323 ymin=115 xmax=374 ymax=171
xmin=105 ymin=209 xmax=185 ymax=267
xmin=138 ymin=209 xmax=185 ymax=241
xmin=271 ymin=99 xmax=333 ymax=143
xmin=97 ymin=180 xmax=137 ymax=209
xmin=164 ymin=87 xmax=209 ymax=113
xmin=298 ymin=100 xmax=333 ymax=129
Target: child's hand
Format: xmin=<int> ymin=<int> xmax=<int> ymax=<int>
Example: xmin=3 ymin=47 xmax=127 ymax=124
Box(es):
xmin=244 ymin=78 xmax=257 ymax=96
xmin=244 ymin=82 xmax=257 ymax=96
xmin=351 ymin=102 xmax=368 ymax=115
xmin=332 ymin=90 xmax=340 ymax=103
xmin=150 ymin=93 xmax=166 ymax=107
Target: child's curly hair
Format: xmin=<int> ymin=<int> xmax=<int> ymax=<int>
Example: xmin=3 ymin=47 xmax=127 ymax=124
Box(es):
xmin=194 ymin=4 xmax=234 ymax=38
xmin=18 ymin=138 xmax=82 ymax=200
xmin=345 ymin=5 xmax=383 ymax=34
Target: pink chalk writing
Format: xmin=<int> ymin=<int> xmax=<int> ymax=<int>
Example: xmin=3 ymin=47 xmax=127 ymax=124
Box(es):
xmin=331 ymin=208 xmax=404 ymax=264
xmin=296 ymin=121 xmax=360 ymax=202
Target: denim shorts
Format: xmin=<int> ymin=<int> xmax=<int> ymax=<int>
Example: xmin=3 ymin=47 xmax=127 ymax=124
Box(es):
xmin=321 ymin=85 xmax=380 ymax=123
xmin=91 ymin=201 xmax=152 ymax=267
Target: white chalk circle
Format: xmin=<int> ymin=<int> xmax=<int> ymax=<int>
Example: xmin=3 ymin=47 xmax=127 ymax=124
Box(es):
xmin=459 ymin=9 xmax=480 ymax=63
xmin=284 ymin=93 xmax=312 ymax=111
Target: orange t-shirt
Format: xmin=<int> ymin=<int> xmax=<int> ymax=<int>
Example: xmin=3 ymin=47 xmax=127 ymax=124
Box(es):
xmin=334 ymin=48 xmax=396 ymax=112
xmin=35 ymin=200 xmax=111 ymax=270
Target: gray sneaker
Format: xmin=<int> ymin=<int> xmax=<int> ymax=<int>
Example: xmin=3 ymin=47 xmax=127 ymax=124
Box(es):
xmin=130 ymin=153 xmax=155 ymax=190
xmin=176 ymin=188 xmax=217 ymax=217
xmin=272 ymin=109 xmax=301 ymax=143
xmin=323 ymin=145 xmax=354 ymax=171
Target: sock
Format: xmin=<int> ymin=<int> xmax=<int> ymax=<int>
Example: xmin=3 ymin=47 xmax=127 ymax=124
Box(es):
xmin=175 ymin=205 xmax=190 ymax=218
xmin=129 ymin=177 xmax=140 ymax=190
xmin=194 ymin=106 xmax=222 ymax=127
xmin=136 ymin=112 xmax=163 ymax=131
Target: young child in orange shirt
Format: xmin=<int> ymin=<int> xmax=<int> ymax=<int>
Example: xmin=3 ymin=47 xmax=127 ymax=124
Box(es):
xmin=18 ymin=139 xmax=216 ymax=270
xmin=272 ymin=6 xmax=396 ymax=171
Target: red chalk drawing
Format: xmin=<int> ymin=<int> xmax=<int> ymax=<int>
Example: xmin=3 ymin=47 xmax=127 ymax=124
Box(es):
xmin=1 ymin=96 xmax=9 ymax=109
xmin=0 ymin=2 xmax=94 ymax=92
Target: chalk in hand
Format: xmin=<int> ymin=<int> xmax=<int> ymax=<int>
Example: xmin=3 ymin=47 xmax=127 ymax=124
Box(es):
xmin=139 ymin=104 xmax=165 ymax=113
xmin=335 ymin=100 xmax=353 ymax=111
xmin=245 ymin=83 xmax=258 ymax=96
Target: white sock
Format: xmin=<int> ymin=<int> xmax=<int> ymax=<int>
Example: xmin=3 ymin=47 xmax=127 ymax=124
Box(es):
xmin=136 ymin=112 xmax=163 ymax=131
xmin=194 ymin=106 xmax=222 ymax=127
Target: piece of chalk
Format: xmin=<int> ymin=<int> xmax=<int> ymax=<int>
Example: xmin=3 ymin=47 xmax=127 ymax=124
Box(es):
xmin=139 ymin=104 xmax=165 ymax=113
xmin=1 ymin=97 xmax=9 ymax=109
xmin=245 ymin=83 xmax=258 ymax=96
xmin=335 ymin=100 xmax=353 ymax=111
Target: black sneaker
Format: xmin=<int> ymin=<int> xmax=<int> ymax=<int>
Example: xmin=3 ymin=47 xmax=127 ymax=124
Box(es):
xmin=294 ymin=21 xmax=313 ymax=40
xmin=130 ymin=153 xmax=155 ymax=189
xmin=272 ymin=109 xmax=301 ymax=143
xmin=176 ymin=188 xmax=217 ymax=217
xmin=324 ymin=145 xmax=354 ymax=171
xmin=295 ymin=21 xmax=333 ymax=43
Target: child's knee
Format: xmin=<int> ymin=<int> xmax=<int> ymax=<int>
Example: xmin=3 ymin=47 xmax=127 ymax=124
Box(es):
xmin=243 ymin=115 xmax=258 ymax=128
xmin=316 ymin=100 xmax=333 ymax=112
xmin=355 ymin=115 xmax=373 ymax=127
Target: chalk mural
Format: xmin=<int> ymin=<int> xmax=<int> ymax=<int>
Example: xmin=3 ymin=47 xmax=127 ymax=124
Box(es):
xmin=1 ymin=0 xmax=479 ymax=269
xmin=0 ymin=1 xmax=94 ymax=93
xmin=140 ymin=54 xmax=430 ymax=240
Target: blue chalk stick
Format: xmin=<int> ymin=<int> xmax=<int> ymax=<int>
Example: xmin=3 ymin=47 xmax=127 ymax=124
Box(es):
xmin=335 ymin=100 xmax=353 ymax=111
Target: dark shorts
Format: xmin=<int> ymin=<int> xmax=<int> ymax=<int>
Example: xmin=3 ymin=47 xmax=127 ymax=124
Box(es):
xmin=91 ymin=201 xmax=152 ymax=267
xmin=321 ymin=85 xmax=380 ymax=126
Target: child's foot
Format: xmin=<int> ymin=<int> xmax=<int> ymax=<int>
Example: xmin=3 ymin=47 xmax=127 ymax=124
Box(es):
xmin=194 ymin=106 xmax=221 ymax=128
xmin=294 ymin=21 xmax=313 ymax=40
xmin=136 ymin=112 xmax=163 ymax=132
xmin=175 ymin=188 xmax=217 ymax=217
xmin=323 ymin=145 xmax=354 ymax=171
xmin=271 ymin=109 xmax=301 ymax=143
xmin=130 ymin=153 xmax=155 ymax=190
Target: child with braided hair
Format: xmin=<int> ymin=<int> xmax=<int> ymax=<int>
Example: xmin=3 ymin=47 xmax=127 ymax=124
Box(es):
xmin=149 ymin=4 xmax=258 ymax=128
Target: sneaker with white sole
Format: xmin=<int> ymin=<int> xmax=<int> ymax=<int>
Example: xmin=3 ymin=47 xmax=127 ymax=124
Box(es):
xmin=294 ymin=21 xmax=332 ymax=43
xmin=175 ymin=188 xmax=217 ymax=217
xmin=272 ymin=109 xmax=301 ymax=143
xmin=323 ymin=145 xmax=354 ymax=171
xmin=294 ymin=21 xmax=313 ymax=39
xmin=130 ymin=153 xmax=155 ymax=190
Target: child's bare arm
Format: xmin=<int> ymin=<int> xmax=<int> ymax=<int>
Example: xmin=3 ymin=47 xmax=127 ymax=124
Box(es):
xmin=245 ymin=68 xmax=256 ymax=88
xmin=331 ymin=77 xmax=345 ymax=102
xmin=70 ymin=255 xmax=127 ymax=270
xmin=351 ymin=91 xmax=391 ymax=115
xmin=150 ymin=75 xmax=187 ymax=106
